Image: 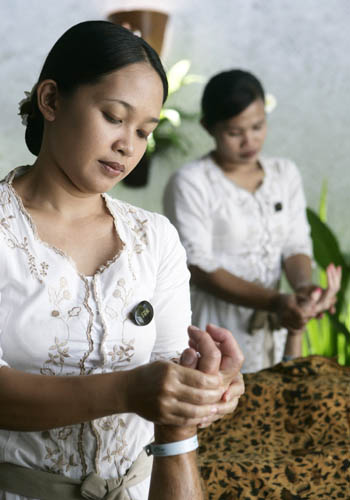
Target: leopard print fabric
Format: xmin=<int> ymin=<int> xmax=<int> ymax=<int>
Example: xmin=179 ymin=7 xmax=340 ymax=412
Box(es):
xmin=198 ymin=356 xmax=350 ymax=499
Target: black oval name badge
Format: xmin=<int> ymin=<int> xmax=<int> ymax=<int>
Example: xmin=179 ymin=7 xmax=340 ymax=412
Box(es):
xmin=130 ymin=301 xmax=154 ymax=326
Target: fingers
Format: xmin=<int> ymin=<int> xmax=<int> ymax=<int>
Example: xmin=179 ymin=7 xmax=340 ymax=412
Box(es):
xmin=205 ymin=323 xmax=245 ymax=372
xmin=198 ymin=396 xmax=241 ymax=428
xmin=178 ymin=366 xmax=222 ymax=392
xmin=170 ymin=402 xmax=219 ymax=427
xmin=180 ymin=347 xmax=198 ymax=369
xmin=187 ymin=325 xmax=221 ymax=375
xmin=220 ymin=372 xmax=245 ymax=402
xmin=313 ymin=263 xmax=342 ymax=315
xmin=286 ymin=308 xmax=308 ymax=330
xmin=310 ymin=288 xmax=322 ymax=302
xmin=175 ymin=382 xmax=224 ymax=406
xmin=296 ymin=293 xmax=318 ymax=319
xmin=278 ymin=294 xmax=310 ymax=329
xmin=187 ymin=325 xmax=245 ymax=416
xmin=327 ymin=263 xmax=342 ymax=292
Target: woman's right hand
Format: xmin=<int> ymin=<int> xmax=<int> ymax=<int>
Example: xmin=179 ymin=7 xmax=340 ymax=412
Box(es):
xmin=271 ymin=292 xmax=316 ymax=330
xmin=296 ymin=263 xmax=342 ymax=317
xmin=126 ymin=358 xmax=224 ymax=428
xmin=273 ymin=263 xmax=342 ymax=330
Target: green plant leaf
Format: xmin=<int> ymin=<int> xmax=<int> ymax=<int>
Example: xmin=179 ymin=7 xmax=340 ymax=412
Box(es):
xmin=306 ymin=208 xmax=347 ymax=269
xmin=328 ymin=314 xmax=350 ymax=342
xmin=319 ymin=179 xmax=328 ymax=223
xmin=304 ymin=184 xmax=350 ymax=365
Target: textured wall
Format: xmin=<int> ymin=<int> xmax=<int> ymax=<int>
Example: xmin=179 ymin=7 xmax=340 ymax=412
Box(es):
xmin=1 ymin=0 xmax=349 ymax=249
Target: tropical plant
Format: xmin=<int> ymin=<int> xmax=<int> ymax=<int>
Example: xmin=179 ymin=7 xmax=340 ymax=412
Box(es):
xmin=303 ymin=181 xmax=350 ymax=365
xmin=146 ymin=59 xmax=203 ymax=156
xmin=123 ymin=59 xmax=203 ymax=186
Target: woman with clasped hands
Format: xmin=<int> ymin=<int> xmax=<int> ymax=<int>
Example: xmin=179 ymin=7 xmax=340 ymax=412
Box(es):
xmin=164 ymin=69 xmax=341 ymax=373
xmin=0 ymin=21 xmax=244 ymax=500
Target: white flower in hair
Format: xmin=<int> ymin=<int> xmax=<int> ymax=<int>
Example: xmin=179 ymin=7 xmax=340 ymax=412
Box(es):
xmin=264 ymin=93 xmax=277 ymax=114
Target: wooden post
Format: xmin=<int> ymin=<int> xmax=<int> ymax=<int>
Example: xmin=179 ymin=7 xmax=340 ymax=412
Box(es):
xmin=108 ymin=10 xmax=168 ymax=55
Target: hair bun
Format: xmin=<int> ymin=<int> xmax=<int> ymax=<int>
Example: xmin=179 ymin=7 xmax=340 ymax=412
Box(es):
xmin=18 ymin=89 xmax=36 ymax=126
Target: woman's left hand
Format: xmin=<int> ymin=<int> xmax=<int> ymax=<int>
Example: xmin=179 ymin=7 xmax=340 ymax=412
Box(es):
xmin=297 ymin=263 xmax=342 ymax=317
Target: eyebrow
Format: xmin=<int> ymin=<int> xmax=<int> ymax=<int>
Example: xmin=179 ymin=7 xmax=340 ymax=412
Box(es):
xmin=227 ymin=119 xmax=265 ymax=131
xmin=103 ymin=98 xmax=159 ymax=124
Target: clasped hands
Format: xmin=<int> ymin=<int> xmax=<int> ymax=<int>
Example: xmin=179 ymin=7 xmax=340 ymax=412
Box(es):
xmin=129 ymin=325 xmax=244 ymax=435
xmin=180 ymin=323 xmax=245 ymax=428
xmin=274 ymin=263 xmax=342 ymax=333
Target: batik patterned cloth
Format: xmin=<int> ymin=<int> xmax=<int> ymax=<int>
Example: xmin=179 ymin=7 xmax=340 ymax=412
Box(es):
xmin=198 ymin=356 xmax=350 ymax=499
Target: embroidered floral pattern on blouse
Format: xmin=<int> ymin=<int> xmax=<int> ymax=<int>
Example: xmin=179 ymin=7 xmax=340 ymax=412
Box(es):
xmin=108 ymin=340 xmax=135 ymax=364
xmin=43 ymin=428 xmax=79 ymax=474
xmin=0 ymin=216 xmax=49 ymax=283
xmin=105 ymin=277 xmax=136 ymax=367
xmin=48 ymin=276 xmax=82 ymax=319
xmin=99 ymin=416 xmax=131 ymax=468
xmin=41 ymin=277 xmax=81 ymax=376
xmin=0 ymin=190 xmax=11 ymax=207
xmin=128 ymin=208 xmax=148 ymax=252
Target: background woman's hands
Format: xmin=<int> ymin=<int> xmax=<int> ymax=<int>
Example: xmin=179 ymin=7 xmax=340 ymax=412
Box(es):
xmin=296 ymin=263 xmax=342 ymax=317
xmin=274 ymin=263 xmax=342 ymax=330
xmin=280 ymin=263 xmax=342 ymax=359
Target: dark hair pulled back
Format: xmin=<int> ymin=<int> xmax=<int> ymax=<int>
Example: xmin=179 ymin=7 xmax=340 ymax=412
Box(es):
xmin=201 ymin=69 xmax=265 ymax=129
xmin=19 ymin=20 xmax=168 ymax=156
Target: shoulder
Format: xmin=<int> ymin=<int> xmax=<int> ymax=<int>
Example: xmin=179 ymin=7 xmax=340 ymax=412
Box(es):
xmin=104 ymin=194 xmax=179 ymax=247
xmin=165 ymin=154 xmax=214 ymax=192
xmin=0 ymin=181 xmax=14 ymax=216
xmin=262 ymin=156 xmax=302 ymax=182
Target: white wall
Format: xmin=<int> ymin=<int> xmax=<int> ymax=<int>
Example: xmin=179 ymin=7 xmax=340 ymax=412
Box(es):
xmin=1 ymin=0 xmax=349 ymax=249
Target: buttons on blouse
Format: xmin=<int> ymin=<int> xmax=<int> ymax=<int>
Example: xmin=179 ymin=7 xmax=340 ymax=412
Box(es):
xmin=274 ymin=202 xmax=283 ymax=212
xmin=130 ymin=301 xmax=154 ymax=326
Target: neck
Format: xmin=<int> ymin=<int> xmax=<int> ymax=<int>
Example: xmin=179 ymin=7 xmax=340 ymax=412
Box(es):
xmin=12 ymin=158 xmax=104 ymax=220
xmin=212 ymin=151 xmax=260 ymax=174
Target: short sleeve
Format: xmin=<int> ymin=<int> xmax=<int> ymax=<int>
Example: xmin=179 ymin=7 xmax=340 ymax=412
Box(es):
xmin=282 ymin=161 xmax=313 ymax=260
xmin=150 ymin=217 xmax=191 ymax=362
xmin=163 ymin=167 xmax=220 ymax=273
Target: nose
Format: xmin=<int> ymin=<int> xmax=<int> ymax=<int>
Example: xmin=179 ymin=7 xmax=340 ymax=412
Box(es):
xmin=112 ymin=129 xmax=134 ymax=157
xmin=241 ymin=130 xmax=255 ymax=148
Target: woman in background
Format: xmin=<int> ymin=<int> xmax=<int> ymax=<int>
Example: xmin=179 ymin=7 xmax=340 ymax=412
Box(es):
xmin=164 ymin=69 xmax=341 ymax=373
xmin=0 ymin=23 xmax=244 ymax=500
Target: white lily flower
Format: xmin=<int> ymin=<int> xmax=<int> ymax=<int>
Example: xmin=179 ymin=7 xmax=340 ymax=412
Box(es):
xmin=265 ymin=93 xmax=277 ymax=113
xmin=167 ymin=60 xmax=191 ymax=95
xmin=160 ymin=108 xmax=181 ymax=127
xmin=147 ymin=132 xmax=156 ymax=153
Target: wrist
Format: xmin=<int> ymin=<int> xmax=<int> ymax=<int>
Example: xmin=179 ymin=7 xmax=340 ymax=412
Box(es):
xmin=294 ymin=282 xmax=315 ymax=294
xmin=154 ymin=424 xmax=197 ymax=444
xmin=284 ymin=330 xmax=303 ymax=357
xmin=119 ymin=368 xmax=137 ymax=414
xmin=267 ymin=291 xmax=285 ymax=313
xmin=146 ymin=434 xmax=198 ymax=457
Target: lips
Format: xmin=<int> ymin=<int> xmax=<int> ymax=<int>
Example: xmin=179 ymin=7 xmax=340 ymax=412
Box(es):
xmin=240 ymin=150 xmax=258 ymax=159
xmin=99 ymin=160 xmax=125 ymax=175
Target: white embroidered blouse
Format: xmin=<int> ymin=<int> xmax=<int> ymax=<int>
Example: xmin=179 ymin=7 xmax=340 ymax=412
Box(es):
xmin=0 ymin=167 xmax=191 ymax=500
xmin=163 ymin=154 xmax=313 ymax=373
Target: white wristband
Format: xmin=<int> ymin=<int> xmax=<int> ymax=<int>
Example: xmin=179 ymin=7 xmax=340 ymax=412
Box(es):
xmin=145 ymin=435 xmax=199 ymax=457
